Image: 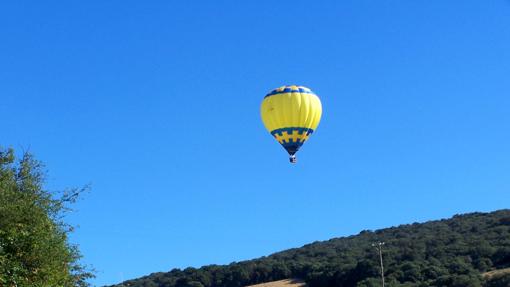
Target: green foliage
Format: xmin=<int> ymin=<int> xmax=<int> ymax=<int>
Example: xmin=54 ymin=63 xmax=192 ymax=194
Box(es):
xmin=110 ymin=208 xmax=510 ymax=287
xmin=0 ymin=148 xmax=93 ymax=286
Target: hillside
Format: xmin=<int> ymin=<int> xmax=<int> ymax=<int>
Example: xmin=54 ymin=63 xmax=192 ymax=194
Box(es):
xmin=109 ymin=210 xmax=510 ymax=287
xmin=483 ymin=267 xmax=510 ymax=279
xmin=246 ymin=279 xmax=306 ymax=287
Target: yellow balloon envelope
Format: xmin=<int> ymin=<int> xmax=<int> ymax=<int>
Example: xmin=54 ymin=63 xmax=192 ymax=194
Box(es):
xmin=260 ymin=85 xmax=322 ymax=163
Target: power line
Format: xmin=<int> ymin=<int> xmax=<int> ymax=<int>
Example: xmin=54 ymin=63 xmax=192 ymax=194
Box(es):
xmin=372 ymin=242 xmax=385 ymax=287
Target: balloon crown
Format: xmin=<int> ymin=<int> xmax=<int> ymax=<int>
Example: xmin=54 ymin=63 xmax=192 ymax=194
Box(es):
xmin=265 ymin=85 xmax=315 ymax=98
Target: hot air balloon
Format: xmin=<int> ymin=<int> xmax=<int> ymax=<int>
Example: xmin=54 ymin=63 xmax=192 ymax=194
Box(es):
xmin=260 ymin=85 xmax=322 ymax=163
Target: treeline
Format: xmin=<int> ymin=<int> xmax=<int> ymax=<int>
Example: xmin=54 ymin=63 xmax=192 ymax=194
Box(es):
xmin=111 ymin=210 xmax=510 ymax=287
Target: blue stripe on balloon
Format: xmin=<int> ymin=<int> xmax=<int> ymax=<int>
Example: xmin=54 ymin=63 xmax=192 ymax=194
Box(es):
xmin=270 ymin=127 xmax=314 ymax=136
xmin=264 ymin=87 xmax=316 ymax=98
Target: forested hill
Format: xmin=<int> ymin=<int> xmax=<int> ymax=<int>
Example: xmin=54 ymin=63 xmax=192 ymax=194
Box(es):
xmin=109 ymin=210 xmax=510 ymax=287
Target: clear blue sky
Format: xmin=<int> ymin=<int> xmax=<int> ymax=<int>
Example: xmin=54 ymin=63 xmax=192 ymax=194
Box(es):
xmin=1 ymin=1 xmax=510 ymax=286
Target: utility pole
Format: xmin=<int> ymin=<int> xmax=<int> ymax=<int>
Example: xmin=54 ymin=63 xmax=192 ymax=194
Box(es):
xmin=372 ymin=242 xmax=385 ymax=287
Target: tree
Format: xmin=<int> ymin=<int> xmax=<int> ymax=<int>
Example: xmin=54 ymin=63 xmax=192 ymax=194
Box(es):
xmin=0 ymin=148 xmax=93 ymax=286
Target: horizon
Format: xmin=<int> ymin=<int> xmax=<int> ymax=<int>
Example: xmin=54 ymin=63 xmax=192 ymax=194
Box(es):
xmin=106 ymin=208 xmax=510 ymax=286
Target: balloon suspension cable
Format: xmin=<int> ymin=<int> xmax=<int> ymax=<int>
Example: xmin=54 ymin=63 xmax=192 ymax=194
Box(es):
xmin=289 ymin=155 xmax=297 ymax=164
